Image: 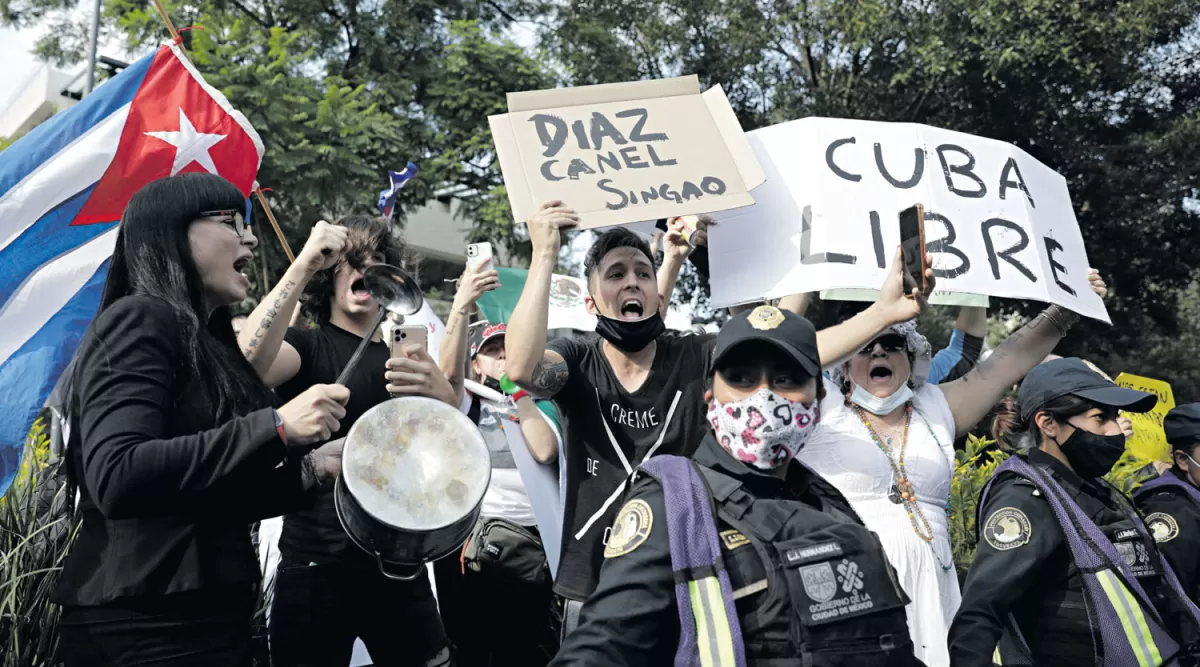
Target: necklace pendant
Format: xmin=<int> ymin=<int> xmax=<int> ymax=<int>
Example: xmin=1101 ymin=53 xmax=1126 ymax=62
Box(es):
xmin=888 ymin=485 xmax=903 ymax=504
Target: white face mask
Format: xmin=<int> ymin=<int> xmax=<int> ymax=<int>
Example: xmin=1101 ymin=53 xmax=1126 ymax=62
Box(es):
xmin=849 ymin=383 xmax=914 ymax=415
xmin=1182 ymin=452 xmax=1200 ymax=487
xmin=706 ymin=387 xmax=821 ymax=470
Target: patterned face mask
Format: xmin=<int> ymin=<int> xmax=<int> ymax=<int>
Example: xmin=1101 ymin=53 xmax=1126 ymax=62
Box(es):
xmin=706 ymin=387 xmax=821 ymax=470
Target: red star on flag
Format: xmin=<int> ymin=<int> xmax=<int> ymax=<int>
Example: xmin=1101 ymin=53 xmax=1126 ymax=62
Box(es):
xmin=73 ymin=46 xmax=262 ymax=226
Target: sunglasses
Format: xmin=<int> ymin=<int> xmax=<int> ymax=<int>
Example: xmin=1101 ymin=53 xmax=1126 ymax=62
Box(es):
xmin=859 ymin=333 xmax=906 ymax=355
xmin=198 ymin=209 xmax=251 ymax=239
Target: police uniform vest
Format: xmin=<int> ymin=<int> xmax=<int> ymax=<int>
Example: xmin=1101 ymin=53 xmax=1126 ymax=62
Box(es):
xmin=640 ymin=454 xmax=918 ymax=667
xmin=982 ymin=455 xmax=1200 ymax=667
xmin=1135 ymin=474 xmax=1200 ymax=510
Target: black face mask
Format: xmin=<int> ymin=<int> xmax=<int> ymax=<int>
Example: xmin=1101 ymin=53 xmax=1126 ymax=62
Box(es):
xmin=482 ymin=376 xmax=502 ymax=393
xmin=1057 ymin=428 xmax=1127 ymax=481
xmin=594 ymin=312 xmax=666 ymax=353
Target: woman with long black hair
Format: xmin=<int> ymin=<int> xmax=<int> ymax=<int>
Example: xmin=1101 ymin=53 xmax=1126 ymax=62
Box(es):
xmin=51 ymin=173 xmax=350 ymax=666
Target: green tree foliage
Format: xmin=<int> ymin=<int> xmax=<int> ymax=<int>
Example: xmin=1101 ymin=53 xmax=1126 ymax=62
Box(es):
xmin=532 ymin=0 xmax=1200 ymax=396
xmin=1 ymin=0 xmax=550 ymax=290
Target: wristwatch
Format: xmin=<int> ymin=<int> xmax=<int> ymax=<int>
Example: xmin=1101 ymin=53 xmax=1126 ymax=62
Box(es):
xmin=273 ymin=409 xmax=288 ymax=446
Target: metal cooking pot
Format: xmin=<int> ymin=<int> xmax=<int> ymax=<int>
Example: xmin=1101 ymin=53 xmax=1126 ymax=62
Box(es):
xmin=334 ymin=396 xmax=491 ymax=580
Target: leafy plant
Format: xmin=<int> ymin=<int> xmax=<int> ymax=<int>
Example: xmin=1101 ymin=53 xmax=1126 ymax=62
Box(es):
xmin=0 ymin=413 xmax=76 ymax=667
xmin=949 ymin=434 xmax=1008 ymax=575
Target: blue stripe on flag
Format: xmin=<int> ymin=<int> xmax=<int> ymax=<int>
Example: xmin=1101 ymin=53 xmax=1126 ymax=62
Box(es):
xmin=0 ymin=52 xmax=154 ymax=200
xmin=0 ymin=259 xmax=109 ymax=495
xmin=0 ymin=184 xmax=107 ymax=304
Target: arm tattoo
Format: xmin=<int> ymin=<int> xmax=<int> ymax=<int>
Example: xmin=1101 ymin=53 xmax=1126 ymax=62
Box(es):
xmin=243 ymin=279 xmax=297 ymax=360
xmin=528 ymin=358 xmax=569 ymax=398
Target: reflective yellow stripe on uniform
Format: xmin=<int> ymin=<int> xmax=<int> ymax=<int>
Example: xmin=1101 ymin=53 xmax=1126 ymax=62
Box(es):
xmin=992 ymin=645 xmax=1002 ymax=665
xmin=1095 ymin=569 xmax=1164 ymax=667
xmin=687 ymin=576 xmax=737 ymax=667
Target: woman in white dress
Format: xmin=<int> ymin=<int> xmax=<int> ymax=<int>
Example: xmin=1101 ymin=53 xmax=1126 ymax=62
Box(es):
xmin=798 ymin=271 xmax=1106 ymax=667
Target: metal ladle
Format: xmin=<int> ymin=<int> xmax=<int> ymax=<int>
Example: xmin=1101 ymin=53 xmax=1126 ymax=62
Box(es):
xmin=334 ymin=263 xmax=424 ymax=386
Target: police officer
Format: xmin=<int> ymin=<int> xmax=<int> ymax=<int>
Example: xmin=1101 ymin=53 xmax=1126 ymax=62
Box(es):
xmin=551 ymin=306 xmax=921 ymax=667
xmin=950 ymin=358 xmax=1200 ymax=667
xmin=1135 ymin=403 xmax=1200 ymax=604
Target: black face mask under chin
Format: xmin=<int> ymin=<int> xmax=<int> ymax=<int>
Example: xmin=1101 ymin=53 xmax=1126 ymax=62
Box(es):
xmin=594 ymin=312 xmax=666 ymax=353
xmin=482 ymin=376 xmax=502 ymax=393
xmin=1057 ymin=428 xmax=1127 ymax=481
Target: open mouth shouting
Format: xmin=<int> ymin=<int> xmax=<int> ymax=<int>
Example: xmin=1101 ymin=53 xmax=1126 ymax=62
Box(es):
xmin=349 ymin=276 xmax=373 ymax=304
xmin=618 ymin=296 xmax=646 ymax=321
xmin=867 ymin=361 xmax=896 ymax=386
xmin=233 ymin=253 xmax=253 ymax=288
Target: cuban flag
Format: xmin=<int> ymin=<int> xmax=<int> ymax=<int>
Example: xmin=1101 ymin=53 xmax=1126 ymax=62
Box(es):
xmin=376 ymin=161 xmax=417 ymax=218
xmin=0 ymin=41 xmax=263 ymax=494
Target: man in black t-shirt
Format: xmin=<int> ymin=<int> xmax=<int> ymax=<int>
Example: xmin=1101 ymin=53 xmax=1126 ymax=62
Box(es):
xmin=506 ymin=200 xmax=937 ymax=624
xmin=238 ymin=214 xmax=456 ymax=667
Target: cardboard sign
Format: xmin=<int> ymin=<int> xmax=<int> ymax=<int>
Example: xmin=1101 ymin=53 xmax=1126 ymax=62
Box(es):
xmin=707 ymin=118 xmax=1110 ymax=322
xmin=489 ymin=75 xmax=765 ymax=229
xmin=1115 ymin=373 xmax=1176 ymax=461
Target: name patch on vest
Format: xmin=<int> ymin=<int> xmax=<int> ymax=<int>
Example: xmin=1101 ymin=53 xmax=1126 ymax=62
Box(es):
xmin=783 ymin=541 xmax=844 ymax=566
xmin=720 ymin=530 xmax=750 ymax=551
xmin=1114 ymin=529 xmax=1139 ymax=541
xmin=1146 ymin=513 xmax=1180 ymax=543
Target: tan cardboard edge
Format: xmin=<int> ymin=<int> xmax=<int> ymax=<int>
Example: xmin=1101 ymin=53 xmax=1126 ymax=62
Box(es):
xmin=701 ymin=85 xmax=766 ymax=189
xmin=488 ymin=113 xmax=535 ymax=223
xmin=569 ymin=193 xmax=756 ymax=230
xmin=506 ymin=75 xmax=700 ymax=113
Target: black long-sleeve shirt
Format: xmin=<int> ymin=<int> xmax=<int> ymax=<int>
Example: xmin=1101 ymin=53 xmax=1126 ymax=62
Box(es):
xmin=52 ymin=295 xmax=314 ymax=607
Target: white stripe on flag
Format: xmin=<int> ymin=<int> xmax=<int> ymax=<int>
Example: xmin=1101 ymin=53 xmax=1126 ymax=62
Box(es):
xmin=0 ymin=105 xmax=130 ymax=254
xmin=0 ymin=226 xmax=119 ymax=366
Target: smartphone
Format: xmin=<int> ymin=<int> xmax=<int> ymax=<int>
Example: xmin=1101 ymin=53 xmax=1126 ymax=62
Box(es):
xmin=898 ymin=204 xmax=927 ymax=293
xmin=390 ymin=324 xmax=428 ymax=357
xmin=466 ymin=242 xmax=493 ymax=271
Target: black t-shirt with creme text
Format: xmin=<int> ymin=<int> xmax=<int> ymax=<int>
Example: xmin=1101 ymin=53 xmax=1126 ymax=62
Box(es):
xmin=275 ymin=324 xmax=393 ymax=568
xmin=548 ymin=331 xmax=715 ymax=600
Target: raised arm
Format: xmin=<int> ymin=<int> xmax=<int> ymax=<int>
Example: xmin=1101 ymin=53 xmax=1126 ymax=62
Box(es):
xmin=438 ymin=262 xmax=500 ymax=405
xmin=928 ymin=306 xmax=989 ymax=384
xmin=656 ymin=217 xmax=699 ymax=315
xmin=239 ymin=221 xmax=347 ymax=387
xmin=955 ymin=305 xmax=989 ymax=338
xmin=505 ymin=201 xmax=578 ymax=398
xmin=517 ymin=398 xmax=560 ymax=464
xmin=939 ymin=270 xmax=1106 ymax=438
xmin=816 ymin=246 xmax=934 ymax=367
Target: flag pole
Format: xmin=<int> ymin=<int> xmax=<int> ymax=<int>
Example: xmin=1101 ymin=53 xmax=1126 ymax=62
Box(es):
xmin=85 ymin=0 xmax=100 ymax=94
xmin=255 ymin=189 xmax=295 ymax=263
xmin=149 ymin=0 xmax=295 ymax=264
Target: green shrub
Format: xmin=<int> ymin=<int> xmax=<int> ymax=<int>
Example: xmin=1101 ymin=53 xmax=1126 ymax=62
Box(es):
xmin=950 ymin=434 xmax=1008 ymax=575
xmin=0 ymin=413 xmax=76 ymax=667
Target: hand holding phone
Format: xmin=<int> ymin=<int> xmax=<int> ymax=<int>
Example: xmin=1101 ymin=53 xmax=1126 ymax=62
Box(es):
xmin=390 ymin=325 xmax=428 ymax=359
xmin=898 ymin=204 xmax=927 ymax=294
xmin=466 ymin=242 xmax=494 ymax=271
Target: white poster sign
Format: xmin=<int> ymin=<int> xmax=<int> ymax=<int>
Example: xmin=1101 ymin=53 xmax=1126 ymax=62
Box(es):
xmin=708 ymin=117 xmax=1109 ymax=322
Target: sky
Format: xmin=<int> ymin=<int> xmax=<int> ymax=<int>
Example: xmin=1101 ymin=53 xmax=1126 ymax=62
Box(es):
xmin=0 ymin=26 xmax=44 ymax=112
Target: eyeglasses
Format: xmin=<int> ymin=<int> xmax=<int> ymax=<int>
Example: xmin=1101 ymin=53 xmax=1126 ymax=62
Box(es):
xmin=859 ymin=333 xmax=906 ymax=355
xmin=198 ymin=209 xmax=250 ymax=239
